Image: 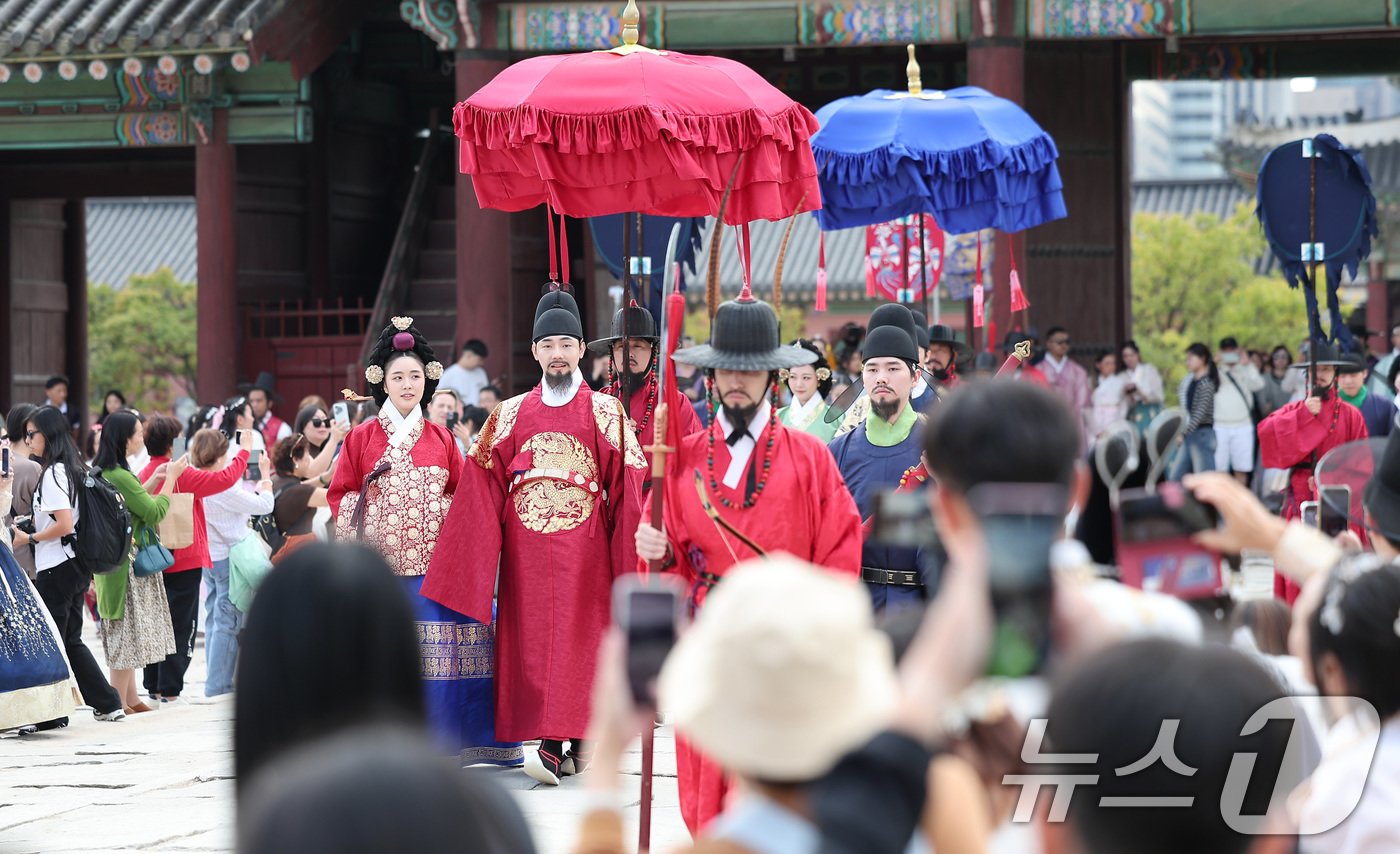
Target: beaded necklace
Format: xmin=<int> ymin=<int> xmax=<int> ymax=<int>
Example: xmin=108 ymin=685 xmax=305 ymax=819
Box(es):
xmin=607 ymin=359 xmax=657 ymax=439
xmin=704 ymin=375 xmax=780 ymax=510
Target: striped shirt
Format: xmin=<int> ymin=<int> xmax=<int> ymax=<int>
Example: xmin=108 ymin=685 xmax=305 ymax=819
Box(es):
xmin=1178 ymin=374 xmax=1217 ymax=433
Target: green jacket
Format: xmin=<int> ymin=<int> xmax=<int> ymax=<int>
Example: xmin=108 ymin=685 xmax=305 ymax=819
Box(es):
xmin=92 ymin=466 xmax=170 ymax=621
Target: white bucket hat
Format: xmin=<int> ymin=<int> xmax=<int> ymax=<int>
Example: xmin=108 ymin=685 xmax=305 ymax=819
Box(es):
xmin=658 ymin=554 xmax=898 ymax=782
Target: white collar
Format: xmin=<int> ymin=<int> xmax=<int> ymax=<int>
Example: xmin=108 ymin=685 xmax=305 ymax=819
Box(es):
xmin=1045 ymin=353 xmax=1068 ymax=371
xmin=787 ymin=393 xmax=823 ymax=420
xmin=540 ymin=369 xmax=584 ymax=407
xmin=716 ymin=399 xmax=771 ymax=445
xmin=912 ymin=374 xmax=929 ymax=397
xmin=715 ymin=399 xmax=772 ymax=490
xmin=382 ymin=403 xmax=423 ymax=447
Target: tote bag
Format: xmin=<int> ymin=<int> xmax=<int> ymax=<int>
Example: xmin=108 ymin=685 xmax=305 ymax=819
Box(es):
xmin=157 ymin=493 xmax=196 ymax=550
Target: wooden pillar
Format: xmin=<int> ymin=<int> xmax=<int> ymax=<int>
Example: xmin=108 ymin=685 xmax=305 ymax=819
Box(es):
xmin=1368 ymin=263 xmax=1389 ymax=352
xmin=0 ymin=199 xmax=10 ymax=413
xmin=63 ymin=199 xmax=88 ymax=436
xmin=197 ymin=109 xmax=239 ymax=402
xmin=967 ymin=0 xmax=1024 ymax=354
xmin=455 ymin=54 xmax=514 ymax=391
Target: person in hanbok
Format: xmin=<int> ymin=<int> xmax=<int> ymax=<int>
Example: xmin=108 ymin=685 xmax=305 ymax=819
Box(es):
xmin=1259 ymin=340 xmax=1367 ymax=603
xmin=836 ymin=306 xmax=946 ymax=435
xmin=1088 ymin=350 xmax=1130 ymax=445
xmin=634 ymin=287 xmax=863 ymax=833
xmin=587 ymin=301 xmax=702 ymax=471
xmin=776 ymin=339 xmax=838 ymax=442
xmin=328 ymin=316 xmax=521 ymax=769
xmin=1120 ymin=340 xmax=1164 ymax=435
xmin=92 ymin=411 xmax=182 ymax=714
xmin=828 ymin=310 xmax=928 ymax=613
xmin=423 ymin=288 xmax=647 ymax=786
xmin=0 ymin=456 xmax=72 ymax=733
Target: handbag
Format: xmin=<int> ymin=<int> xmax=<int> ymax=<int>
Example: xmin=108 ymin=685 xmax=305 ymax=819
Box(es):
xmin=157 ymin=492 xmax=196 ymax=550
xmin=132 ymin=526 xmax=174 ymax=577
xmin=229 ymin=533 xmax=274 ymax=613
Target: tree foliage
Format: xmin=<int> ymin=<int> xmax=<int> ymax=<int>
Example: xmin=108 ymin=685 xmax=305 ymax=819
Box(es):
xmin=1132 ymin=205 xmax=1311 ymax=401
xmin=89 ymin=267 xmax=198 ymax=413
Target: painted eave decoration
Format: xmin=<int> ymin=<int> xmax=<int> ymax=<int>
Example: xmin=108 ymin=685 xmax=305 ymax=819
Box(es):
xmin=0 ymin=0 xmax=283 ymax=83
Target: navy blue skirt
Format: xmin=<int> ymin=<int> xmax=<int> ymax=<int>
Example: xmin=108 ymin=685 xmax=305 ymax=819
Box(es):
xmin=0 ymin=542 xmax=71 ymax=730
xmin=401 ymin=575 xmax=522 ymax=766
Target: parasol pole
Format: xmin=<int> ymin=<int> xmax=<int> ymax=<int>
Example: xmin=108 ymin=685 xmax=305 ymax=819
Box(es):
xmin=1307 ymin=138 xmax=1319 ymax=394
xmin=636 ymin=222 xmax=681 ymax=854
xmin=919 ymin=214 xmax=931 ymax=324
xmin=638 ymin=405 xmax=669 ymax=854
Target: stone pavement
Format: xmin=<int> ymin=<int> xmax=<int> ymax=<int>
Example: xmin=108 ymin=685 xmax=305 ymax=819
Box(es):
xmin=2 ymin=622 xmax=689 ymax=854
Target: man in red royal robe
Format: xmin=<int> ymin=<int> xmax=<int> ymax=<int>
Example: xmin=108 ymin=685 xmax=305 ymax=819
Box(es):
xmin=635 ymin=288 xmax=863 ymax=833
xmin=1258 ymin=341 xmax=1367 ymax=603
xmin=422 ymin=288 xmax=646 ymax=786
xmin=587 ymin=300 xmax=702 ymax=474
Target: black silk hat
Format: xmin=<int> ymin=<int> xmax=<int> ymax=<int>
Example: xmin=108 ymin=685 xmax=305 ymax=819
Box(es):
xmin=1336 ymin=352 xmax=1368 ymax=375
xmin=533 ymin=289 xmax=583 ymax=342
xmin=867 ymin=304 xmax=920 ymax=349
xmin=911 ymin=310 xmax=931 ymax=348
xmin=673 ymin=290 xmax=816 ymax=371
xmin=587 ymin=300 xmax=659 ymax=353
xmin=861 ymin=325 xmax=919 ymax=364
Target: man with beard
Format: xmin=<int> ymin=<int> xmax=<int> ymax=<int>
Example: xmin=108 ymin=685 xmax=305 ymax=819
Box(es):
xmin=1257 ymin=340 xmax=1367 ymax=603
xmin=587 ymin=300 xmax=701 ymax=472
xmin=634 ymin=286 xmax=863 ymax=834
xmin=422 ymin=288 xmax=646 ymax=786
xmin=828 ymin=308 xmax=928 ymax=612
xmin=835 ymin=305 xmax=939 ymax=436
xmin=924 ymin=323 xmax=971 ymax=397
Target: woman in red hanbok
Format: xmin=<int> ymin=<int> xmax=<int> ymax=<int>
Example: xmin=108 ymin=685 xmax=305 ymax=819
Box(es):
xmin=329 ymin=316 xmax=521 ymax=767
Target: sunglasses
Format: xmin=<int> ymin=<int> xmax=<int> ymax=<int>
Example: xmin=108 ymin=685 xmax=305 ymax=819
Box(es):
xmin=308 ymin=418 xmax=330 ymax=428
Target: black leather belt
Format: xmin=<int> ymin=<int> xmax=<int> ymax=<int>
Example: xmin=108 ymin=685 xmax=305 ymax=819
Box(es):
xmin=861 ymin=566 xmax=922 ymax=587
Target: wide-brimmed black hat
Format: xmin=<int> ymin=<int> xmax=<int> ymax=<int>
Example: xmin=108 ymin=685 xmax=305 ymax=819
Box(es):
xmin=1365 ymin=433 xmax=1400 ymax=540
xmin=239 ymin=371 xmax=281 ymax=404
xmin=1291 ymin=339 xmax=1350 ymax=369
xmin=587 ymin=300 xmax=658 ymax=354
xmin=673 ymin=290 xmax=816 ymax=371
xmin=533 ymin=289 xmax=583 ymax=342
xmin=927 ymin=323 xmax=972 ymax=359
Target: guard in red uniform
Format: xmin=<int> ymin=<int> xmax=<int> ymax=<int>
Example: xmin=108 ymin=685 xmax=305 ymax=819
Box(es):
xmin=635 ymin=286 xmax=863 ymax=834
xmin=587 ymin=300 xmax=702 ymax=471
xmin=1258 ymin=340 xmax=1368 ymax=602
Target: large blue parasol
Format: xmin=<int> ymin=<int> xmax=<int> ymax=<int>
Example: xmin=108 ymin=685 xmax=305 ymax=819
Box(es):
xmin=1256 ymin=133 xmax=1379 ymax=353
xmin=810 ymin=47 xmax=1067 ymax=234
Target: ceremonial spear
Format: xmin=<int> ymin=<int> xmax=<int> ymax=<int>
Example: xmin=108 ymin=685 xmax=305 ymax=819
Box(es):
xmin=636 ymin=222 xmax=685 ymax=854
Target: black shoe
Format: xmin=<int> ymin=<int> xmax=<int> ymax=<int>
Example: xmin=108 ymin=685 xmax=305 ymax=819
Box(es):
xmin=524 ymin=742 xmax=564 ymax=786
xmin=561 ymin=741 xmax=592 ymax=776
xmin=32 ymin=717 xmax=68 ymax=732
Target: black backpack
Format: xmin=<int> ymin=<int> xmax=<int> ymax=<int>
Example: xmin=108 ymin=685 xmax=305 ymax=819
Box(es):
xmin=42 ymin=466 xmax=133 ymax=575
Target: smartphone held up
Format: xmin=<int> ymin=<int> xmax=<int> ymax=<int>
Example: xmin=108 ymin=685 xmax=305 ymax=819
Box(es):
xmin=613 ymin=574 xmax=687 ymax=711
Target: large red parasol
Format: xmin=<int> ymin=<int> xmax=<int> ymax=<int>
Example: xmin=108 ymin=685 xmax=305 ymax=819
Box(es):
xmin=453 ymin=2 xmax=820 ymax=224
